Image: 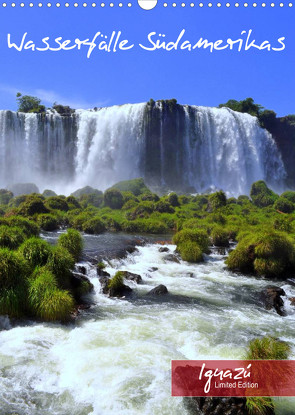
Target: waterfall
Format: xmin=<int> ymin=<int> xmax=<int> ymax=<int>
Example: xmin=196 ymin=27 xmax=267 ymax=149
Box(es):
xmin=0 ymin=103 xmax=287 ymax=196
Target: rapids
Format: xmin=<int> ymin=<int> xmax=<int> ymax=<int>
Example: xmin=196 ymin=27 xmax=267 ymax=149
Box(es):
xmin=0 ymin=237 xmax=295 ymax=415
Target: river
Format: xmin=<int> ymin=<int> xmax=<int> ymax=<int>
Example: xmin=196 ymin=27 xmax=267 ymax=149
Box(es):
xmin=0 ymin=233 xmax=295 ymax=415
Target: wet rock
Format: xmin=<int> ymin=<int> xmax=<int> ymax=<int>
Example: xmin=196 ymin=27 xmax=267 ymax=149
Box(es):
xmin=164 ymin=254 xmax=180 ymax=264
xmin=148 ymin=267 xmax=158 ymax=272
xmin=184 ymin=397 xmax=257 ymax=415
xmin=187 ymin=272 xmax=195 ymax=278
xmin=261 ymin=286 xmax=286 ymax=316
xmin=99 ymin=275 xmax=133 ymax=297
xmin=147 ymin=284 xmax=168 ymax=295
xmin=109 ymin=284 xmax=132 ymax=298
xmin=159 ymin=247 xmax=169 ymax=253
xmin=77 ymin=265 xmax=87 ymax=275
xmin=120 ymin=271 xmax=142 ymax=284
xmin=97 ymin=268 xmax=111 ymax=278
xmin=289 ymin=297 xmax=295 ymax=306
xmin=99 ymin=276 xmax=110 ymax=294
xmin=71 ymin=272 xmax=94 ymax=301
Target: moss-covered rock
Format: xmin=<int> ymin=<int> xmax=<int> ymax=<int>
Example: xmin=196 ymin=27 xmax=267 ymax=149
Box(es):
xmin=211 ymin=226 xmax=229 ymax=247
xmin=82 ymin=217 xmax=106 ymax=234
xmin=37 ymin=214 xmax=59 ymax=231
xmin=110 ymin=178 xmax=151 ymax=196
xmin=250 ymin=181 xmax=278 ymax=207
xmin=273 ymin=197 xmax=294 ymax=213
xmin=104 ymin=188 xmax=124 ymax=209
xmin=44 ymin=196 xmax=69 ymax=212
xmin=0 ymin=189 xmax=13 ymax=205
xmin=226 ymin=230 xmax=295 ymax=278
xmin=42 ymin=189 xmax=57 ymax=198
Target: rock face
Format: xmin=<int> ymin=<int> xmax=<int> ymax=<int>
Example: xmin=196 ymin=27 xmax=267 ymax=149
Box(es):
xmin=8 ymin=182 xmax=39 ymax=196
xmin=99 ymin=276 xmax=110 ymax=295
xmin=148 ymin=267 xmax=158 ymax=272
xmin=164 ymin=254 xmax=180 ymax=264
xmin=147 ymin=285 xmax=168 ymax=295
xmin=70 ymin=272 xmax=94 ymax=301
xmin=97 ymin=267 xmax=111 ymax=278
xmin=261 ymin=286 xmax=286 ymax=316
xmin=98 ymin=275 xmax=133 ymax=297
xmin=184 ymin=397 xmax=248 ymax=415
xmin=119 ymin=271 xmax=142 ymax=284
xmin=184 ymin=397 xmax=273 ymax=415
xmin=159 ymin=247 xmax=169 ymax=253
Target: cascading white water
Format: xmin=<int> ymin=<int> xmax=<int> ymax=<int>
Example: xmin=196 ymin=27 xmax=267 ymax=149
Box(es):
xmin=0 ymin=239 xmax=295 ymax=414
xmin=181 ymin=105 xmax=286 ymax=195
xmin=0 ymin=104 xmax=287 ymax=195
xmin=0 ymin=110 xmax=74 ymax=192
xmin=74 ymin=104 xmax=146 ymax=190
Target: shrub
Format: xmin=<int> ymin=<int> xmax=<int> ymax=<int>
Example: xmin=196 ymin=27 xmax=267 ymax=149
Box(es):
xmin=226 ymin=230 xmax=295 ymax=277
xmin=8 ymin=194 xmax=27 ymax=208
xmin=37 ymin=214 xmax=59 ymax=231
xmin=168 ymin=193 xmax=180 ymax=207
xmin=250 ymin=181 xmax=278 ymax=208
xmin=71 ymin=186 xmax=102 ymax=198
xmin=173 ymin=229 xmax=210 ymax=253
xmin=280 ymin=191 xmax=295 ymax=204
xmin=66 ymin=196 xmax=81 ymax=209
xmin=0 ymin=285 xmax=27 ymax=317
xmin=246 ymin=336 xmax=290 ymax=360
xmin=29 ymin=271 xmax=74 ymax=321
xmin=19 ymin=237 xmax=51 ymax=267
xmin=45 ymin=196 xmax=69 ymax=212
xmin=245 ymin=336 xmax=290 ymax=415
xmin=178 ymin=241 xmax=203 ymax=263
xmin=110 ymin=178 xmax=151 ymax=196
xmin=211 ymin=226 xmax=229 ymax=247
xmin=57 ymin=229 xmax=83 ymax=261
xmin=208 ymin=191 xmax=227 ymax=211
xmin=154 ymin=200 xmax=175 ymax=213
xmin=246 ymin=397 xmax=274 ymax=415
xmin=140 ymin=193 xmax=159 ymax=202
xmin=0 ymin=226 xmax=26 ymax=249
xmin=42 ymin=189 xmax=57 ymax=198
xmin=273 ymin=216 xmax=293 ymax=232
xmin=79 ymin=193 xmax=103 ymax=208
xmin=19 ymin=196 xmax=49 ymax=216
xmin=0 ymin=189 xmax=13 ymax=205
xmin=273 ymin=197 xmax=294 ymax=213
xmin=46 ymin=246 xmax=75 ymax=285
xmin=104 ymin=188 xmax=124 ymax=209
xmin=0 ymin=248 xmax=30 ymax=289
xmin=82 ymin=217 xmax=106 ymax=234
xmin=128 ymin=202 xmax=154 ymax=219
xmin=6 ymin=216 xmax=39 ymax=237
xmin=122 ymin=199 xmax=138 ymax=210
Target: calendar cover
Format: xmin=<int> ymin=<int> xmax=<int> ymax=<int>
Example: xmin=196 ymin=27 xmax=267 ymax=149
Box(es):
xmin=0 ymin=1 xmax=294 ymax=415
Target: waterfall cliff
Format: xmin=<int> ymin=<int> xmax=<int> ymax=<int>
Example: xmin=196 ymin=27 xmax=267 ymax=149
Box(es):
xmin=0 ymin=100 xmax=287 ymax=195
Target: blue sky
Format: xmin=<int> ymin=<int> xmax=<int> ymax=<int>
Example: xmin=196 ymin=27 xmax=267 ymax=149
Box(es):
xmin=0 ymin=3 xmax=294 ymax=116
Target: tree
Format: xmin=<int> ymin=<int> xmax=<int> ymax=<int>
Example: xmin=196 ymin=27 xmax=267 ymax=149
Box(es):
xmin=16 ymin=93 xmax=45 ymax=113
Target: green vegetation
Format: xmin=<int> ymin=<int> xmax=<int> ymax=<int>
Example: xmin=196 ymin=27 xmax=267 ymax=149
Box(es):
xmin=16 ymin=93 xmax=45 ymax=114
xmin=245 ymin=337 xmax=290 ymax=415
xmin=0 ymin=214 xmax=88 ymax=321
xmin=250 ymin=181 xmax=278 ymax=208
xmin=110 ymin=178 xmax=151 ymax=196
xmin=57 ymin=229 xmax=83 ymax=261
xmin=245 ymin=336 xmax=290 ymax=360
xmin=226 ymin=230 xmax=295 ymax=277
xmin=2 ymin=177 xmax=295 ymax=322
xmin=107 ymin=271 xmax=125 ymax=296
